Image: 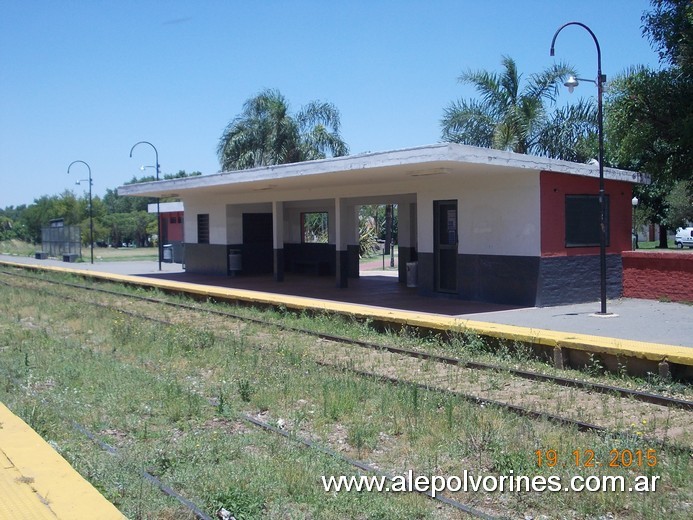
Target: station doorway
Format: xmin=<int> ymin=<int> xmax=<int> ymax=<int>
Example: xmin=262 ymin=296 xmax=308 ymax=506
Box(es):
xmin=358 ymin=204 xmax=400 ymax=278
xmin=434 ymin=200 xmax=458 ymax=293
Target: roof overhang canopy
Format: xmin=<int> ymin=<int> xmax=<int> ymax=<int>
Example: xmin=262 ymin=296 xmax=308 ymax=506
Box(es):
xmin=118 ymin=143 xmax=650 ymax=199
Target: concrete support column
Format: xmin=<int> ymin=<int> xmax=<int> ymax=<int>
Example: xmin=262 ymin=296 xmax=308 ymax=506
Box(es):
xmin=272 ymin=200 xmax=285 ymax=282
xmin=396 ymin=202 xmax=417 ymax=283
xmin=335 ymin=198 xmax=353 ymax=288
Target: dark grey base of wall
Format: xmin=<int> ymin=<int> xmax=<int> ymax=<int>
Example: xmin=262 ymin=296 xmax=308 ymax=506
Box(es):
xmin=537 ymin=254 xmax=622 ymax=307
xmin=274 ymin=249 xmax=284 ymax=281
xmin=347 ymin=245 xmax=360 ymax=279
xmin=417 ymin=252 xmax=622 ymax=307
xmin=336 ymin=250 xmax=349 ymax=288
xmin=397 ymin=247 xmax=416 ymax=284
xmin=459 ymin=254 xmax=540 ymax=306
xmin=184 ymin=243 xmax=229 ymax=275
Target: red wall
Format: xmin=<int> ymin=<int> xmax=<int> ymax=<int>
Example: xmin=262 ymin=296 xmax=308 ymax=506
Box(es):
xmin=540 ymin=171 xmax=633 ymax=257
xmin=161 ymin=211 xmax=184 ymax=242
xmin=623 ymin=252 xmax=693 ymax=302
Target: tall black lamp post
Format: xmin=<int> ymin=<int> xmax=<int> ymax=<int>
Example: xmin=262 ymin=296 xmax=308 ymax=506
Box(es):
xmin=129 ymin=141 xmax=162 ymax=271
xmin=67 ymin=160 xmax=94 ymax=264
xmin=632 ymin=196 xmax=639 ymax=250
xmin=551 ymin=21 xmax=609 ymax=315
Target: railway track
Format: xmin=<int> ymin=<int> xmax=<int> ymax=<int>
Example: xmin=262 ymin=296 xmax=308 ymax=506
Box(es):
xmin=2 ymin=335 xmax=497 ymax=519
xmin=2 ymin=266 xmax=692 ymax=518
xmin=1 ymin=267 xmax=691 ymax=452
xmin=1 ymin=268 xmax=689 ymax=409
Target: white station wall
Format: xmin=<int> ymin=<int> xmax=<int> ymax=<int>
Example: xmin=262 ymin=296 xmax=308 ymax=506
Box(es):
xmin=183 ymin=195 xmax=228 ymax=245
xmin=416 ymin=171 xmax=541 ymax=257
xmin=182 ymin=168 xmax=540 ymax=257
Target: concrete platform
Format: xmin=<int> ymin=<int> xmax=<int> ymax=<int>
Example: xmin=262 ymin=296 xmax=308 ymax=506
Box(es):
xmin=0 ymin=402 xmax=125 ymax=519
xmin=2 ymin=256 xmax=692 ymax=371
xmin=2 ymin=254 xmax=691 ymax=347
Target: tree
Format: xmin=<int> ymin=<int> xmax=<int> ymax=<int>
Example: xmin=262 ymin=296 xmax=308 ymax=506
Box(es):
xmin=606 ymin=67 xmax=692 ymax=185
xmin=217 ymin=89 xmax=349 ymax=171
xmin=642 ymin=0 xmax=693 ymax=75
xmin=19 ymin=192 xmax=80 ymax=243
xmin=604 ymin=0 xmax=693 ymax=246
xmin=441 ymin=56 xmax=597 ymax=161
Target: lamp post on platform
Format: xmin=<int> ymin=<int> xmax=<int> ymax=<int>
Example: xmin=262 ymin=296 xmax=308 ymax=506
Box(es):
xmin=551 ymin=21 xmax=609 ymax=315
xmin=129 ymin=141 xmax=162 ymax=271
xmin=67 ymin=160 xmax=93 ymax=264
xmin=632 ymin=196 xmax=639 ymax=250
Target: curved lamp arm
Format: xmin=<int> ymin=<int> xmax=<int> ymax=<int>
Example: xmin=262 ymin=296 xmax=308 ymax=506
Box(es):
xmin=67 ymin=160 xmax=92 ymax=183
xmin=129 ymin=141 xmax=160 ymax=179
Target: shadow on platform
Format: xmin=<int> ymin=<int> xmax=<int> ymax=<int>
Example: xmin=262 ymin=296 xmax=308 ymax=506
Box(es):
xmin=137 ymin=271 xmax=522 ymax=317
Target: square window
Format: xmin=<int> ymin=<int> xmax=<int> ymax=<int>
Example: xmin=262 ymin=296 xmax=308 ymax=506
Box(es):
xmin=565 ymin=195 xmax=609 ymax=247
xmin=301 ymin=212 xmax=328 ymax=243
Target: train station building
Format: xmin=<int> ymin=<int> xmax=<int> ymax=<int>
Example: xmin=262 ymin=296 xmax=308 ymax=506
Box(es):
xmin=118 ymin=143 xmax=648 ymax=307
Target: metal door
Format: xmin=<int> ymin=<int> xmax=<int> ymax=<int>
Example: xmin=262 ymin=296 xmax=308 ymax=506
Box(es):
xmin=434 ymin=200 xmax=458 ymax=293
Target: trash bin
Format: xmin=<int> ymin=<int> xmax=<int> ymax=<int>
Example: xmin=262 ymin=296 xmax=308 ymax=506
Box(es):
xmin=406 ymin=261 xmax=418 ymax=288
xmin=163 ymin=244 xmax=173 ymax=263
xmin=228 ymin=249 xmax=242 ymax=276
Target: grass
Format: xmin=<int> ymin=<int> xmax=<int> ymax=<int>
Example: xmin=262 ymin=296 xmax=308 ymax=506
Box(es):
xmin=0 ymin=239 xmax=157 ymax=262
xmin=90 ymin=246 xmax=158 ymax=262
xmin=636 ymin=240 xmax=678 ymax=249
xmin=359 ymin=245 xmax=399 ymax=269
xmin=0 ymin=239 xmax=35 ymax=256
xmin=0 ymin=271 xmax=691 ymax=519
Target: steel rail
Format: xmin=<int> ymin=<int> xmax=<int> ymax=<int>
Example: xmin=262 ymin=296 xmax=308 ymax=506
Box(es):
xmin=2 ymin=372 xmax=213 ymax=520
xmin=2 ymin=273 xmax=691 ymax=456
xmin=1 ymin=342 xmax=498 ymax=519
xmin=1 ymin=268 xmax=690 ymax=412
xmin=240 ymin=413 xmax=499 ymax=519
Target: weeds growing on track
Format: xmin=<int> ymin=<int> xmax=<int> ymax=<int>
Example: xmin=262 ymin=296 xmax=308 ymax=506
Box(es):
xmin=0 ymin=271 xmax=691 ymax=519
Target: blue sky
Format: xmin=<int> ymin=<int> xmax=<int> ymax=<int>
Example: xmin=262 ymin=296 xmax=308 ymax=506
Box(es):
xmin=0 ymin=0 xmax=661 ymax=208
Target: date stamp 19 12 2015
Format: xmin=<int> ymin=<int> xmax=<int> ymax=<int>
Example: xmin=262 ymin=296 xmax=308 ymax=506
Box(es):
xmin=535 ymin=449 xmax=658 ymax=469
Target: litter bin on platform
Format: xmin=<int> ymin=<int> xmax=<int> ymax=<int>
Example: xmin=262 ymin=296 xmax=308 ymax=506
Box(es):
xmin=228 ymin=250 xmax=242 ymax=276
xmin=406 ymin=262 xmax=418 ymax=288
xmin=163 ymin=244 xmax=173 ymax=263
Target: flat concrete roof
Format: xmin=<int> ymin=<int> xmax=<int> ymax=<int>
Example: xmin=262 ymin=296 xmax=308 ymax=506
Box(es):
xmin=119 ymin=143 xmax=650 ymax=199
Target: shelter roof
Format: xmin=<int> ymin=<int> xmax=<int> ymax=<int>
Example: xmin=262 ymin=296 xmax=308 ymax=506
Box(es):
xmin=119 ymin=143 xmax=650 ymax=199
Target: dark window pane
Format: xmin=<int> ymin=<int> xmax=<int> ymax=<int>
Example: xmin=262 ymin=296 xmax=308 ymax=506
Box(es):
xmin=565 ymin=195 xmax=609 ymax=247
xmin=197 ymin=214 xmax=209 ymax=244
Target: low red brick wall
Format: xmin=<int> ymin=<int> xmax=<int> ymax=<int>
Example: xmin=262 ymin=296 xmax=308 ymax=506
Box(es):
xmin=622 ymin=251 xmax=693 ymax=302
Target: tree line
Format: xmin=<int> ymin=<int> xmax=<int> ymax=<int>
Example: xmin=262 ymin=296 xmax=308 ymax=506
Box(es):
xmin=0 ymin=171 xmax=200 ymax=247
xmin=2 ymin=0 xmax=690 ymax=248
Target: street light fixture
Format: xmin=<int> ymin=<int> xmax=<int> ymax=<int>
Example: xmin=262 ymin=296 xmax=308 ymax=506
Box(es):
xmin=550 ymin=21 xmax=610 ymax=315
xmin=632 ymin=196 xmax=639 ymax=250
xmin=129 ymin=141 xmax=162 ymax=271
xmin=67 ymin=160 xmax=94 ymax=264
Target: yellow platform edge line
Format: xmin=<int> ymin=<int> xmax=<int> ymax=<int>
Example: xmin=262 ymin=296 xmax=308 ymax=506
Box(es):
xmin=0 ymin=402 xmax=125 ymax=520
xmin=2 ymin=260 xmax=692 ymax=367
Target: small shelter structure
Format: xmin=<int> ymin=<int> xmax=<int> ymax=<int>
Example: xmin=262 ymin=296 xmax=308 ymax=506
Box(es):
xmin=119 ymin=143 xmax=648 ymax=307
xmin=148 ymin=201 xmax=184 ymax=263
xmin=41 ymin=218 xmax=81 ymax=259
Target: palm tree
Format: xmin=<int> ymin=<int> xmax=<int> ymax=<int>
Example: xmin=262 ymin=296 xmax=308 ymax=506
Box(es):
xmin=441 ymin=56 xmax=597 ymax=161
xmin=217 ymin=89 xmax=349 ymax=171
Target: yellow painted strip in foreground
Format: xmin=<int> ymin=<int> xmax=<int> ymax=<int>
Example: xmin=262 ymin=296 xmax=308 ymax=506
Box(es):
xmin=3 ymin=260 xmax=692 ymax=367
xmin=0 ymin=402 xmax=125 ymax=520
